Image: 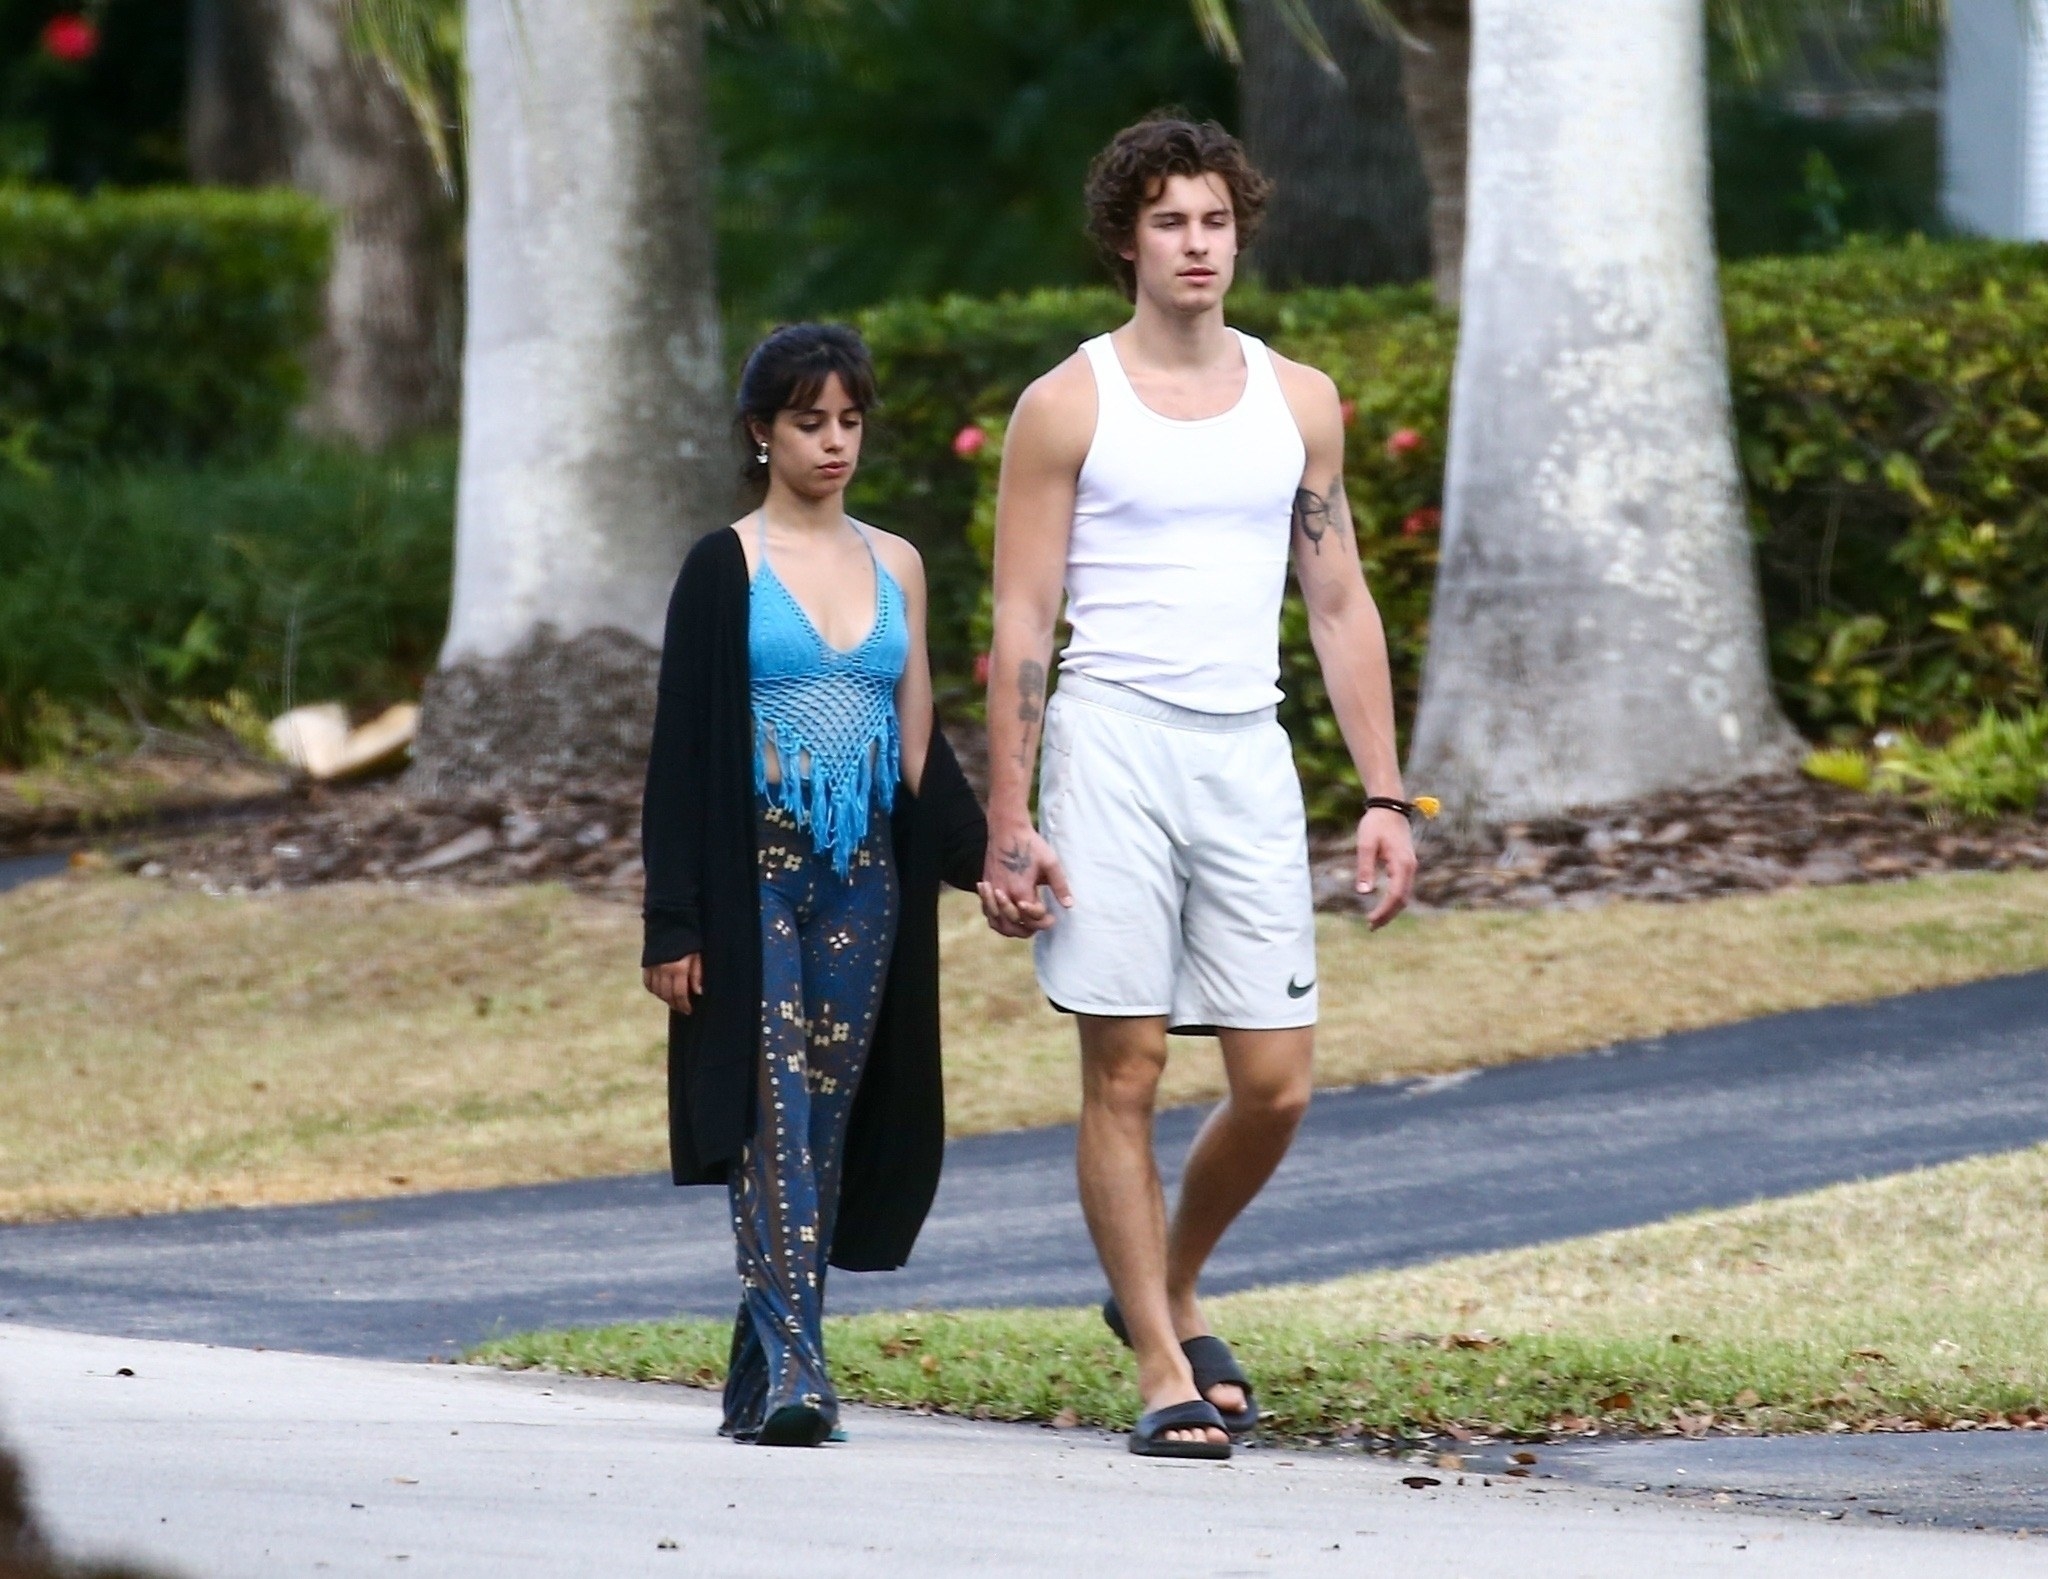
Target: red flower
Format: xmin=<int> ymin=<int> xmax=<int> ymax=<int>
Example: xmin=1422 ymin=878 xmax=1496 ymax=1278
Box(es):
xmin=40 ymin=13 xmax=99 ymax=63
xmin=1385 ymin=427 xmax=1423 ymax=459
xmin=1339 ymin=399 xmax=1358 ymax=428
xmin=952 ymin=424 xmax=987 ymax=460
xmin=973 ymin=651 xmax=992 ymax=686
xmin=1401 ymin=507 xmax=1441 ymax=538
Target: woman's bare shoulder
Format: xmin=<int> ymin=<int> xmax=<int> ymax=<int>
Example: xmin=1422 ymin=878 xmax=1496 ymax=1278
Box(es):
xmin=855 ymin=522 xmax=924 ymax=588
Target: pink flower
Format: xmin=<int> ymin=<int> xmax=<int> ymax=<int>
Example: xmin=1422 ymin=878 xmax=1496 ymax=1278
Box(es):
xmin=952 ymin=424 xmax=987 ymax=460
xmin=1401 ymin=507 xmax=1441 ymax=538
xmin=40 ymin=14 xmax=98 ymax=62
xmin=973 ymin=651 xmax=992 ymax=687
xmin=1385 ymin=427 xmax=1423 ymax=459
xmin=1339 ymin=399 xmax=1358 ymax=428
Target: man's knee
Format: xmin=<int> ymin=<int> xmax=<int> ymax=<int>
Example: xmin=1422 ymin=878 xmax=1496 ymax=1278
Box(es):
xmin=1220 ymin=1028 xmax=1313 ymax=1130
xmin=1080 ymin=1021 xmax=1168 ymax=1115
xmin=1231 ymin=1064 xmax=1312 ymax=1131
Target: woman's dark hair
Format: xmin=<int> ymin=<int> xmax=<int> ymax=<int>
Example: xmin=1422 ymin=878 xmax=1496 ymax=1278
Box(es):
xmin=1084 ymin=114 xmax=1271 ymax=300
xmin=735 ymin=323 xmax=879 ymax=486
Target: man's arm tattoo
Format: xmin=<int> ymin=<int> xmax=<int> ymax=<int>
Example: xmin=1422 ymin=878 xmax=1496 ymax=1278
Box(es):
xmin=1012 ymin=657 xmax=1046 ymax=775
xmin=999 ymin=838 xmax=1034 ymax=875
xmin=1292 ymin=484 xmax=1334 ymax=555
xmin=1016 ymin=659 xmax=1045 ymax=724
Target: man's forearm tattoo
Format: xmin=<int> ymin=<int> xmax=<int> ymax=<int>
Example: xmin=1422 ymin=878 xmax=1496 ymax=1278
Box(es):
xmin=1292 ymin=484 xmax=1334 ymax=555
xmin=1016 ymin=659 xmax=1045 ymax=724
xmin=1012 ymin=657 xmax=1046 ymax=775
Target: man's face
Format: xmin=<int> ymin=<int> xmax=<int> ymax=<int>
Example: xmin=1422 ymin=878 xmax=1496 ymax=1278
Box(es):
xmin=1124 ymin=170 xmax=1238 ymax=313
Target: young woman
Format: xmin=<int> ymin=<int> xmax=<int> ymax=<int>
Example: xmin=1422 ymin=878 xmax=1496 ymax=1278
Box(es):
xmin=640 ymin=325 xmax=986 ymax=1448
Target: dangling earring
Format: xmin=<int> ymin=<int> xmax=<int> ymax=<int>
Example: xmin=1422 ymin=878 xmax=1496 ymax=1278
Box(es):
xmin=755 ymin=439 xmax=770 ymax=465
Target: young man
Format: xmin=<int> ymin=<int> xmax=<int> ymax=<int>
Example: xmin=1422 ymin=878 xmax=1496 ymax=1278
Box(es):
xmin=977 ymin=117 xmax=1419 ymax=1459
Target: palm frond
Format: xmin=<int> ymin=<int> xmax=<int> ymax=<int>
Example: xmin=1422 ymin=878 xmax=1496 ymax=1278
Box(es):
xmin=1708 ymin=0 xmax=1947 ymax=85
xmin=1189 ymin=0 xmax=1405 ymax=74
xmin=342 ymin=0 xmax=467 ymax=189
xmin=1187 ymin=0 xmax=1243 ymax=62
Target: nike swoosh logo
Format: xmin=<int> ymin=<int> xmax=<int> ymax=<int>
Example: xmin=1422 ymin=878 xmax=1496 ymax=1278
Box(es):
xmin=1286 ymin=977 xmax=1315 ymax=999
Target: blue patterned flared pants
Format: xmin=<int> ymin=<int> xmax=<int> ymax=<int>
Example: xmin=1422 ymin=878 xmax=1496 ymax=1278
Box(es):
xmin=723 ymin=797 xmax=898 ymax=1438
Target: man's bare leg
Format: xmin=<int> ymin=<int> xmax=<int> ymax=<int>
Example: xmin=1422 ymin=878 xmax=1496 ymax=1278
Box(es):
xmin=1164 ymin=1025 xmax=1314 ymax=1414
xmin=1075 ymin=1013 xmax=1226 ymax=1447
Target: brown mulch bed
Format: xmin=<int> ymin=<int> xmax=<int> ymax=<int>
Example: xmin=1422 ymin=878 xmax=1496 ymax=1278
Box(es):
xmin=79 ymin=752 xmax=2048 ymax=915
xmin=1322 ymin=773 xmax=2048 ymax=912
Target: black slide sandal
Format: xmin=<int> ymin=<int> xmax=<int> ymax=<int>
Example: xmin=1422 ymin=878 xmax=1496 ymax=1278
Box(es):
xmin=757 ymin=1403 xmax=834 ymax=1447
xmin=1180 ymin=1335 xmax=1258 ymax=1435
xmin=1103 ymin=1298 xmax=1258 ymax=1435
xmin=1128 ymin=1399 xmax=1232 ymax=1460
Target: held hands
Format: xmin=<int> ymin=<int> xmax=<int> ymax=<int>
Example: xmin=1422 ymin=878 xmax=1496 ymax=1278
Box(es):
xmin=643 ymin=954 xmax=704 ymax=1014
xmin=1356 ymin=806 xmax=1418 ymax=930
xmin=976 ymin=823 xmax=1073 ymax=938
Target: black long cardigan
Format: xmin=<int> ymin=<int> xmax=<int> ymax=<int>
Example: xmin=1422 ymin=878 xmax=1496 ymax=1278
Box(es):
xmin=639 ymin=526 xmax=987 ymax=1272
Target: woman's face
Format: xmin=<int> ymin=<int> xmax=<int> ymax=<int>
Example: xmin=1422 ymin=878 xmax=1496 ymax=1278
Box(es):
xmin=756 ymin=372 xmax=864 ymax=500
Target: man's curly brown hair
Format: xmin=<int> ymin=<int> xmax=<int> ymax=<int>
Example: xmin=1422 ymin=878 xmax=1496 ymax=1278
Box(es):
xmin=1084 ymin=115 xmax=1272 ymax=300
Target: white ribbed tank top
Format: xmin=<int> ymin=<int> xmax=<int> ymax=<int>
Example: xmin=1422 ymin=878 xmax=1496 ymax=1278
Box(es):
xmin=1061 ymin=329 xmax=1306 ymax=714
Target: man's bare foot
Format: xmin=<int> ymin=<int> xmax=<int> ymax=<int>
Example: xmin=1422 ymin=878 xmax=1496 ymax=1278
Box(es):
xmin=1200 ymin=1375 xmax=1247 ymax=1417
xmin=1140 ymin=1384 xmax=1229 ymax=1447
xmin=1135 ymin=1349 xmax=1228 ymax=1447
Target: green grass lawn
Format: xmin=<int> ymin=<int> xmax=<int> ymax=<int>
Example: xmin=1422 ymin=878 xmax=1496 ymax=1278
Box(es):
xmin=476 ymin=1141 xmax=2048 ymax=1441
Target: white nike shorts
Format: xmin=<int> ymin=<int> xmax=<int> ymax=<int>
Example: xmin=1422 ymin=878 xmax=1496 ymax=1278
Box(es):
xmin=1033 ymin=672 xmax=1318 ymax=1034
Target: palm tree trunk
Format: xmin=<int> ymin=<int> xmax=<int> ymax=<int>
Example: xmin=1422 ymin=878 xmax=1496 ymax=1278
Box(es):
xmin=1389 ymin=0 xmax=1469 ymax=304
xmin=257 ymin=0 xmax=460 ymax=446
xmin=411 ymin=0 xmax=727 ymax=797
xmin=1239 ymin=0 xmax=1431 ymax=287
xmin=1406 ymin=0 xmax=1798 ymax=824
xmin=186 ymin=0 xmax=290 ymax=185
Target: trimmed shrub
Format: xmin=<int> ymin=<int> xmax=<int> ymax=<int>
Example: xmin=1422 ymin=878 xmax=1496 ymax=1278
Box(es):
xmin=1731 ymin=241 xmax=2048 ymax=734
xmin=0 ymin=185 xmax=330 ymax=469
xmin=856 ymin=240 xmax=2048 ymax=818
xmin=0 ymin=441 xmax=454 ymax=766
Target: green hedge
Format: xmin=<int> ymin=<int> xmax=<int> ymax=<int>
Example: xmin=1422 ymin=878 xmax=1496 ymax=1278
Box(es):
xmin=1731 ymin=243 xmax=2048 ymax=733
xmin=847 ymin=239 xmax=2048 ymax=818
xmin=0 ymin=186 xmax=330 ymax=469
xmin=0 ymin=442 xmax=454 ymax=766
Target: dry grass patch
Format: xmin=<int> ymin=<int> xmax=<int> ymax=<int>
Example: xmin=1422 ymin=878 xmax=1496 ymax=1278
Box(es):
xmin=0 ymin=876 xmax=667 ymax=1219
xmin=481 ymin=1142 xmax=2048 ymax=1439
xmin=4 ymin=868 xmax=2048 ymax=1218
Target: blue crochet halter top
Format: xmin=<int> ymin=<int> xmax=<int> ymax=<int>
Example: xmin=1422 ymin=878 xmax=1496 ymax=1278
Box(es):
xmin=748 ymin=515 xmax=909 ymax=875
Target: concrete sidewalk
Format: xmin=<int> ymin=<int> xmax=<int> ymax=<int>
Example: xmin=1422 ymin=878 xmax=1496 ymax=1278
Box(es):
xmin=4 ymin=1326 xmax=2040 ymax=1578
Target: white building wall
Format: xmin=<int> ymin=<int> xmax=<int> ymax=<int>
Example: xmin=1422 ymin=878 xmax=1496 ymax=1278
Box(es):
xmin=2029 ymin=1 xmax=2048 ymax=233
xmin=1943 ymin=0 xmax=2048 ymax=239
